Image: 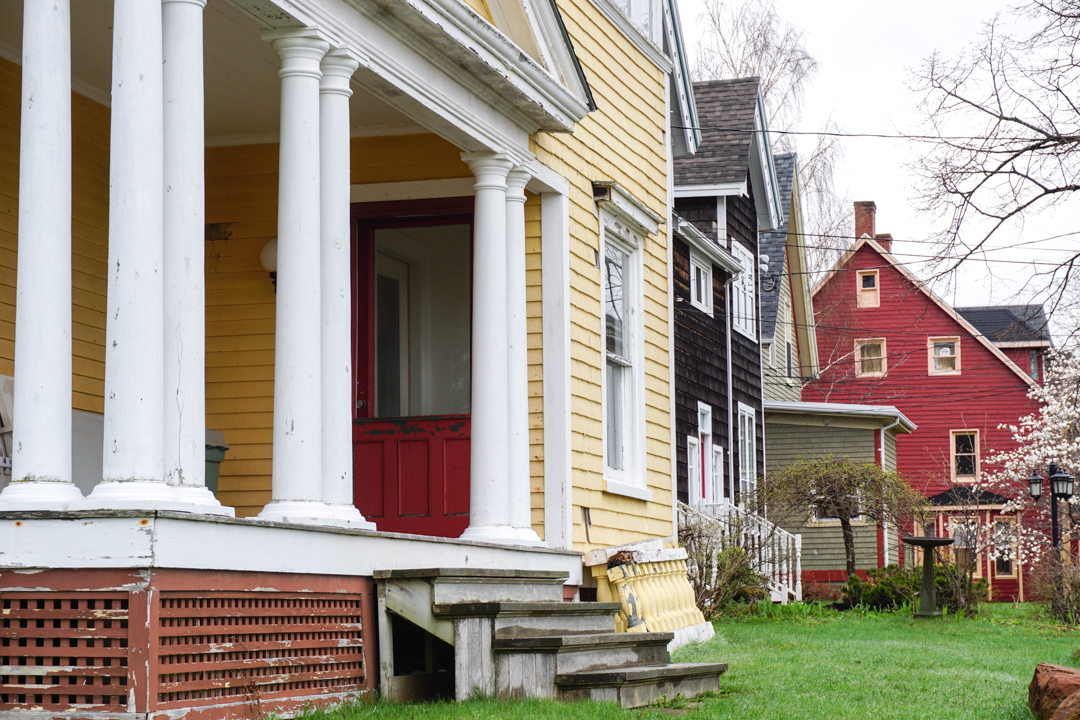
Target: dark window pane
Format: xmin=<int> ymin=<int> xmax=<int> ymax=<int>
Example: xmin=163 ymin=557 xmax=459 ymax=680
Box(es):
xmin=376 ymin=274 xmax=402 ymax=418
xmin=955 ymin=433 xmax=975 ymax=455
xmin=862 ymin=274 xmax=876 ymax=289
xmin=956 ymin=454 xmax=976 ymax=476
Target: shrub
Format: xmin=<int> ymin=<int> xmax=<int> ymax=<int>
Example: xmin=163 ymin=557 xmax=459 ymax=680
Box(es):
xmin=679 ymin=510 xmax=770 ymax=617
xmin=1031 ymin=553 xmax=1080 ymax=623
xmin=801 ymin=577 xmax=842 ymax=603
xmin=839 ymin=564 xmax=987 ymax=615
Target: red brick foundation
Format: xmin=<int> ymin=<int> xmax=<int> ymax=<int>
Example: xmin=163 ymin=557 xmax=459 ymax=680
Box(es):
xmin=0 ymin=568 xmax=376 ymax=719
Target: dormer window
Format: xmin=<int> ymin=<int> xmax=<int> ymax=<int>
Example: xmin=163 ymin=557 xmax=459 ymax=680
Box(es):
xmin=856 ymin=270 xmax=879 ymax=308
xmin=928 ymin=337 xmax=960 ymax=375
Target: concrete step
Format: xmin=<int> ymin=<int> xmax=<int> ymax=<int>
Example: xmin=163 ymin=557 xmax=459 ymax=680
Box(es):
xmin=555 ymin=662 xmax=728 ymax=708
xmin=375 ymin=568 xmax=567 ymax=604
xmin=433 ymin=601 xmax=622 ymax=637
xmin=492 ymin=632 xmax=672 ymax=700
xmin=496 ymin=631 xmax=671 ymax=673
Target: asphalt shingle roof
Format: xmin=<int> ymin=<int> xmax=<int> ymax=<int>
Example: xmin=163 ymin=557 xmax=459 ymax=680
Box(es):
xmin=758 ymin=153 xmax=795 ymax=341
xmin=926 ymin=485 xmax=1013 ymax=508
xmin=673 ymin=78 xmax=760 ymax=187
xmin=954 ymin=304 xmax=1051 ymax=345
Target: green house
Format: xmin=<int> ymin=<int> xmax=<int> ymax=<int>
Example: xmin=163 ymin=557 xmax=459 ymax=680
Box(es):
xmin=764 ymin=400 xmax=917 ymax=583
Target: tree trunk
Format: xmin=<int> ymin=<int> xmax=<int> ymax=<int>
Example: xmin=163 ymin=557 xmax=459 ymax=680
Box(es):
xmin=840 ymin=517 xmax=856 ymax=578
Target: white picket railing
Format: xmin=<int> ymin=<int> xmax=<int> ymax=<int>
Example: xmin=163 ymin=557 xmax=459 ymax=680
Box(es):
xmin=680 ymin=501 xmax=802 ymax=604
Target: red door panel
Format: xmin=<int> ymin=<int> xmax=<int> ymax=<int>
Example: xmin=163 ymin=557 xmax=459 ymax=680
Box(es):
xmin=353 ymin=415 xmax=471 ymax=537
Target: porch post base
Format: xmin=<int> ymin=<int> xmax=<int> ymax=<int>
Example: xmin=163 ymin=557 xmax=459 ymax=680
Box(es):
xmin=0 ymin=480 xmax=84 ymax=511
xmin=258 ymin=499 xmax=375 ymax=529
xmin=76 ymin=480 xmax=194 ymax=513
xmin=459 ymin=524 xmax=545 ymax=547
xmin=170 ymin=484 xmax=236 ymax=516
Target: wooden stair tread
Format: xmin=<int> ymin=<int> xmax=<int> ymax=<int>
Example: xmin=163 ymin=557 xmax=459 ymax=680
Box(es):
xmin=556 ymin=662 xmax=728 ymax=686
xmin=494 ymin=632 xmax=672 ymax=650
xmin=434 ymin=601 xmax=621 ymax=617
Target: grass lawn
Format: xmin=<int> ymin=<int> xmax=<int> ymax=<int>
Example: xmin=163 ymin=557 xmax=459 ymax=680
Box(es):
xmin=296 ymin=604 xmax=1078 ymax=720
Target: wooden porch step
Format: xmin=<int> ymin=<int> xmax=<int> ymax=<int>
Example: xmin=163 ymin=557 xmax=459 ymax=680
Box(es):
xmin=375 ymin=568 xmax=567 ymax=604
xmin=496 ymin=631 xmax=671 ymax=672
xmin=433 ymin=601 xmax=622 ymax=637
xmin=555 ymin=662 xmax=728 ymax=708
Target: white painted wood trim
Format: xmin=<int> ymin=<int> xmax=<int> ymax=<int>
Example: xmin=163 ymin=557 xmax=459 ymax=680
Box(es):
xmin=350 ymin=178 xmax=476 ymax=203
xmin=673 ymin=182 xmax=747 ymax=199
xmin=541 ymin=191 xmax=574 ymax=550
xmin=0 ymin=513 xmax=584 ymax=584
xmin=604 ymin=478 xmax=654 ymax=502
xmin=675 ymin=217 xmax=741 ymax=275
xmin=581 ymin=0 xmax=672 ymax=72
xmin=593 ymin=181 xmax=663 ymax=237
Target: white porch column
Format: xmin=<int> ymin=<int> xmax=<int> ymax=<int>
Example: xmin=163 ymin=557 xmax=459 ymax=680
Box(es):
xmin=161 ymin=0 xmax=231 ymax=515
xmin=0 ymin=0 xmax=82 ymax=509
xmin=258 ymin=32 xmax=331 ymax=523
xmin=318 ymin=49 xmax=374 ymax=528
xmin=504 ymin=168 xmax=542 ymax=546
xmin=83 ymin=0 xmax=182 ymax=509
xmin=459 ymin=153 xmax=517 ymax=543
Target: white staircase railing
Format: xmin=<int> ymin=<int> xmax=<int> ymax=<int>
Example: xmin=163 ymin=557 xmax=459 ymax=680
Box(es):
xmin=680 ymin=501 xmax=802 ymax=604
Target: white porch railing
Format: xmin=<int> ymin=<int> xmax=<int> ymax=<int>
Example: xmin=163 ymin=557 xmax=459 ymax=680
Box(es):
xmin=680 ymin=501 xmax=802 ymax=604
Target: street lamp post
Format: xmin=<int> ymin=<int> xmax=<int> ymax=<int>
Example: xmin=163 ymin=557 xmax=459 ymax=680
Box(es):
xmin=1028 ymin=463 xmax=1075 ymax=548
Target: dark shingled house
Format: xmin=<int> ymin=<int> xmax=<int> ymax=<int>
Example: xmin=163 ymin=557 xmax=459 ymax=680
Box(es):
xmin=956 ymin=305 xmax=1052 ymax=382
xmin=671 ymin=77 xmax=781 ymax=507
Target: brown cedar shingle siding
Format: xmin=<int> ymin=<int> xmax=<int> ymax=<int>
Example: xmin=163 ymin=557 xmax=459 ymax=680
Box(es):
xmin=673 ymin=238 xmax=731 ymax=503
xmin=673 ymin=78 xmax=760 ymax=187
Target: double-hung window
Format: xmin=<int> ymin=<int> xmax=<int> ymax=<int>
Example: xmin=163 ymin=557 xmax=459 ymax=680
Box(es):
xmin=604 ymin=241 xmax=632 ymax=479
xmin=731 ymin=242 xmax=756 ymax=339
xmin=688 ymin=248 xmax=713 ymax=314
xmin=737 ymin=403 xmax=756 ymax=506
xmin=855 ymin=338 xmax=887 ymax=377
xmin=951 ymin=430 xmax=979 ymax=482
xmin=856 ymin=270 xmax=879 ymax=308
xmin=928 ymin=337 xmax=960 ymax=375
xmin=994 ymin=518 xmax=1017 ymax=577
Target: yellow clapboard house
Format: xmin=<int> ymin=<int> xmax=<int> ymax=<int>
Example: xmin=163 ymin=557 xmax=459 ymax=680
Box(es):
xmin=0 ymin=0 xmax=716 ymax=712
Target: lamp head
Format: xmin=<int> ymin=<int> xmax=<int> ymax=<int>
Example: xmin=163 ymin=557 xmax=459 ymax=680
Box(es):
xmin=1028 ymin=471 xmax=1043 ymax=500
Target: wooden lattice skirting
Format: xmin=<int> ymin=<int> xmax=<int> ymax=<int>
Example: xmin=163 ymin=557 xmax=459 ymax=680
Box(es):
xmin=0 ymin=568 xmax=377 ymax=720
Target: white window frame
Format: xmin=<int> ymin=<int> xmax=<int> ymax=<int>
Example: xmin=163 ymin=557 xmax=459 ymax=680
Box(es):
xmin=600 ymin=214 xmax=647 ymax=495
xmin=688 ymin=247 xmax=713 ymax=315
xmin=854 ymin=338 xmax=887 ymax=378
xmin=686 ymin=435 xmax=701 ymax=505
xmin=737 ymin=402 xmax=756 ymax=506
xmin=857 ymin=269 xmax=880 ymax=308
xmin=687 ymin=403 xmax=717 ymax=505
xmin=950 ymin=429 xmax=980 ymax=483
xmin=928 ymin=336 xmax=961 ymax=375
xmin=993 ymin=516 xmax=1018 ymax=578
xmin=731 ymin=242 xmax=756 ymax=340
xmin=712 ymin=445 xmax=725 ymax=507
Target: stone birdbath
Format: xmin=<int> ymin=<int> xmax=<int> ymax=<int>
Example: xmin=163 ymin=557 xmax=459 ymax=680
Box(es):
xmin=902 ymin=535 xmax=955 ymax=617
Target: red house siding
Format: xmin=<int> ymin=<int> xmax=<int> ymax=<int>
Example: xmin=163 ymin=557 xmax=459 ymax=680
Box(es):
xmin=804 ymin=244 xmax=1038 ymax=498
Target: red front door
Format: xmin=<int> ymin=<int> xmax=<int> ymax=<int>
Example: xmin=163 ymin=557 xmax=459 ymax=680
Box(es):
xmin=351 ymin=199 xmax=474 ymax=537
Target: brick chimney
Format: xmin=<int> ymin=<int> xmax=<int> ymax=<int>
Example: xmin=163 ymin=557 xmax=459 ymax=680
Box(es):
xmin=854 ymin=201 xmax=876 ymax=239
xmin=874 ymin=233 xmax=893 ymax=253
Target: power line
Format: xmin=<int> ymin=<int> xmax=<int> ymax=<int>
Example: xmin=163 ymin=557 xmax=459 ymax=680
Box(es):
xmin=671 ymin=124 xmax=1080 ymax=144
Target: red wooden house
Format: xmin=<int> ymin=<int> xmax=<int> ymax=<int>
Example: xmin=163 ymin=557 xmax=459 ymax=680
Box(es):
xmin=804 ymin=201 xmax=1049 ymax=601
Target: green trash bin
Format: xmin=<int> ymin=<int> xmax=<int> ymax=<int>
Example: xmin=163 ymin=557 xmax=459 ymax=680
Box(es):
xmin=205 ymin=429 xmax=229 ymax=498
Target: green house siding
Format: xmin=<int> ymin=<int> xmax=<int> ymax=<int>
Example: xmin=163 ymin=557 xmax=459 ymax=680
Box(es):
xmin=762 ymin=253 xmax=801 ymax=402
xmin=766 ymin=417 xmax=903 ymax=576
xmin=765 ymin=424 xmax=876 ymax=466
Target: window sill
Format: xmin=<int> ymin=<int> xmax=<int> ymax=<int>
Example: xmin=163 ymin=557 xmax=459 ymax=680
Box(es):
xmin=806 ymin=518 xmax=868 ymax=528
xmin=604 ymin=478 xmax=653 ymax=502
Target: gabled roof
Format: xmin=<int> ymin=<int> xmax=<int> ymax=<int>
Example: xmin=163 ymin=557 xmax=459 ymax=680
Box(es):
xmin=663 ymin=0 xmax=699 ymax=158
xmin=926 ymin=486 xmax=1013 ymax=509
xmin=759 ymin=153 xmax=796 ymax=340
xmin=674 ymin=78 xmax=759 ymax=186
xmin=812 ymin=237 xmax=1038 ymax=388
xmin=672 ymin=78 xmax=782 ymax=230
xmin=955 ymin=305 xmax=1052 ymax=347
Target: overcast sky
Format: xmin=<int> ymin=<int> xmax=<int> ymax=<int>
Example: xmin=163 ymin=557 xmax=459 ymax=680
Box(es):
xmin=676 ymin=0 xmax=1078 ymax=317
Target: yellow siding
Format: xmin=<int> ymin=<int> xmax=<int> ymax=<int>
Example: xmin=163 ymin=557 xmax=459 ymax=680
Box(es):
xmin=207 ymin=134 xmax=471 ymax=516
xmin=0 ymin=56 xmax=109 ymax=415
xmin=530 ymin=1 xmax=672 ymax=550
xmin=526 ymin=193 xmax=546 ymax=537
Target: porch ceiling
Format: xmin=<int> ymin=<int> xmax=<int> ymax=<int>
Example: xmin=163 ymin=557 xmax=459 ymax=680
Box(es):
xmin=0 ymin=0 xmax=424 ymax=143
